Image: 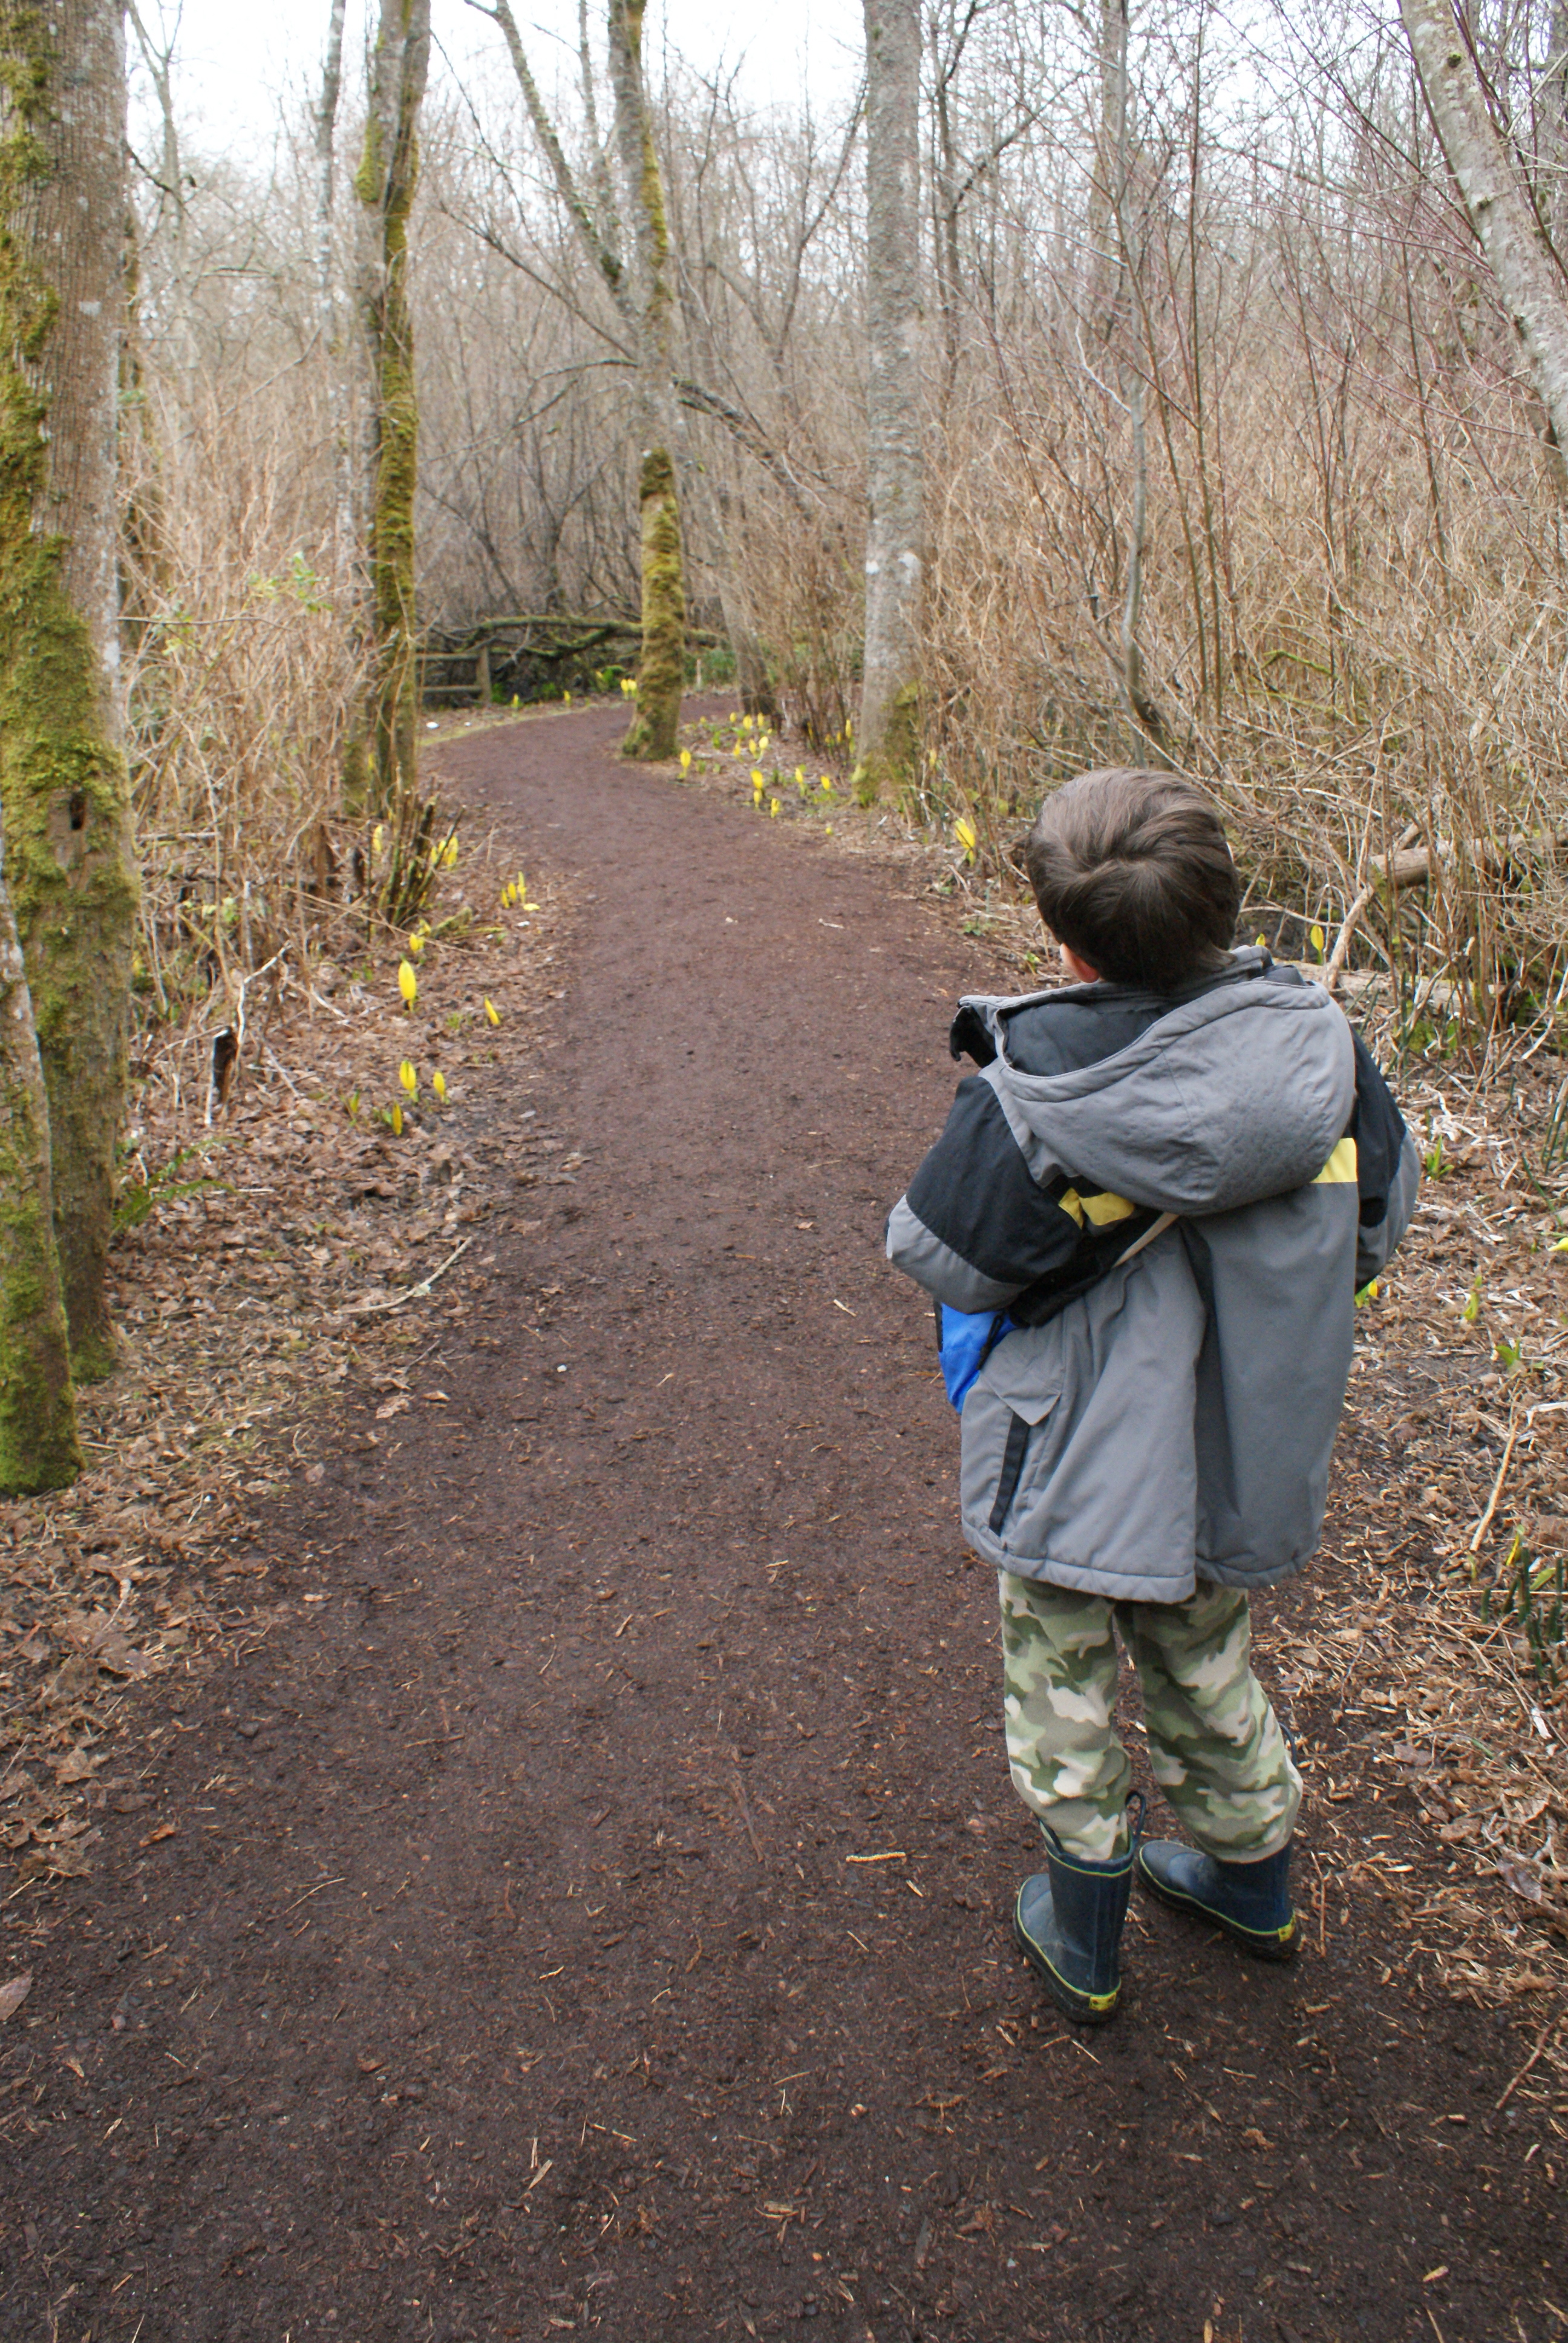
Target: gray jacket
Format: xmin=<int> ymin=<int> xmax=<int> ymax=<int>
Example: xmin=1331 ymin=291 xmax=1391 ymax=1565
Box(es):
xmin=886 ymin=953 xmax=1420 ymax=1602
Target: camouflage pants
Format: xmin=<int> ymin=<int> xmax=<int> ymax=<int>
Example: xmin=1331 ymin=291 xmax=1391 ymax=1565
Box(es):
xmin=999 ymin=1572 xmax=1302 ymax=1863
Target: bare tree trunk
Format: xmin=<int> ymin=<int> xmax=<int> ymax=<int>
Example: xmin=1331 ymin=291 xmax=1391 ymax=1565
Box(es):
xmin=315 ymin=0 xmax=353 ymax=585
xmin=356 ymin=0 xmax=432 ymax=814
xmin=1402 ymin=0 xmax=1568 ymax=465
xmin=472 ymin=0 xmax=686 ymax=759
xmin=1550 ymin=0 xmax=1568 ymax=249
xmin=1088 ymin=0 xmax=1129 ymax=342
xmin=858 ymin=0 xmax=924 ymax=801
xmin=126 ymin=2 xmax=192 ymax=387
xmin=0 ymin=0 xmax=139 ymax=1381
xmin=0 ymin=833 xmax=79 ymax=1490
xmin=929 ymin=2 xmax=965 ymax=408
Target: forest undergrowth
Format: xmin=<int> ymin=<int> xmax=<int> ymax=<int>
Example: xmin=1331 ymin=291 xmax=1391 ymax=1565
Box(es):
xmin=0 ymin=768 xmax=575 ymax=1913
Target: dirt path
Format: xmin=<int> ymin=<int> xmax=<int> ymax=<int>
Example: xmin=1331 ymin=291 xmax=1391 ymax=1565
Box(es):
xmin=1 ymin=704 xmax=1561 ymax=2343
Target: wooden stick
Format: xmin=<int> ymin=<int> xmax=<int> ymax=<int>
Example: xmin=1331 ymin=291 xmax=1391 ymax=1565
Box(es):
xmin=345 ymin=1235 xmax=474 ymax=1317
xmin=1469 ymin=1414 xmax=1521 ymax=1553
xmin=1495 ymin=2007 xmax=1564 ymax=2110
xmin=1324 ymin=822 xmax=1422 ymax=993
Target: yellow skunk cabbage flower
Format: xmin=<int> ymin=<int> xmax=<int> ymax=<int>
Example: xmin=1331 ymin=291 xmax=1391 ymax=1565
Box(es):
xmin=438 ymin=837 xmax=459 ymax=870
xmin=955 ymin=818 xmax=978 ymax=863
xmin=372 ymin=823 xmax=386 ymax=857
xmin=1310 ymin=923 xmax=1325 ymax=958
xmin=794 ymin=765 xmax=805 ymax=788
xmin=680 ymin=749 xmax=692 ymax=775
xmin=820 ymin=776 xmax=833 ymax=796
xmin=433 ymin=1069 xmax=447 ymax=1103
xmin=770 ymin=798 xmax=780 ymax=818
xmin=399 ymin=1060 xmax=417 ymax=1098
xmin=390 ymin=1103 xmax=403 ymax=1136
xmin=485 ymin=997 xmax=501 ymax=1027
xmin=398 ymin=961 xmax=417 ymax=1009
xmin=407 ymin=932 xmax=425 ymax=956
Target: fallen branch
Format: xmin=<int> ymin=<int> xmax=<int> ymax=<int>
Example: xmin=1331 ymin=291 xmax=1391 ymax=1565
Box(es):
xmin=1324 ymin=823 xmax=1421 ymax=994
xmin=1494 ymin=2007 xmax=1565 ymax=2110
xmin=1469 ymin=1412 xmax=1521 ymax=1554
xmin=344 ymin=1235 xmax=475 ymax=1317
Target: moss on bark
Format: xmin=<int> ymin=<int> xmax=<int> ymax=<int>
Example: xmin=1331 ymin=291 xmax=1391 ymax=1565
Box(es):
xmin=852 ymin=680 xmax=921 ymax=805
xmin=358 ymin=0 xmax=428 ymax=816
xmin=622 ymin=445 xmax=685 ymax=761
xmin=0 ymin=887 xmax=79 ymax=1490
xmin=0 ymin=0 xmax=138 ymax=1382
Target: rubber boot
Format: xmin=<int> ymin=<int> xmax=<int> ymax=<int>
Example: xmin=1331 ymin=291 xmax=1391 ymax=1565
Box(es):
xmin=1012 ymin=1822 xmax=1138 ymax=2026
xmin=1135 ymin=1837 xmax=1299 ymax=1960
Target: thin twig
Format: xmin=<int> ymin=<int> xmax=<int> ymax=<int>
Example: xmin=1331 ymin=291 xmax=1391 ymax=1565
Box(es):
xmin=344 ymin=1236 xmax=474 ymax=1317
xmin=1469 ymin=1413 xmax=1521 ymax=1553
xmin=732 ymin=1770 xmax=765 ymax=1860
xmin=1495 ymin=2007 xmax=1565 ymax=2110
xmin=1324 ymin=820 xmax=1422 ymax=992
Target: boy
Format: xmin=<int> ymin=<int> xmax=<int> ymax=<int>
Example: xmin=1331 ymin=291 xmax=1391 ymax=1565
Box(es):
xmin=886 ymin=769 xmax=1418 ymax=2023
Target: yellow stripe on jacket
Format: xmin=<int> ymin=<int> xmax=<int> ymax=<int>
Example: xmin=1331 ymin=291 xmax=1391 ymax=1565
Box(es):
xmin=1313 ymin=1136 xmax=1358 ymax=1185
xmin=1059 ymin=1188 xmax=1140 ymax=1227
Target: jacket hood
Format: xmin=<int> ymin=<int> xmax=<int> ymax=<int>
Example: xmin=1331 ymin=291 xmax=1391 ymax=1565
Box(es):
xmin=960 ymin=951 xmax=1356 ymax=1217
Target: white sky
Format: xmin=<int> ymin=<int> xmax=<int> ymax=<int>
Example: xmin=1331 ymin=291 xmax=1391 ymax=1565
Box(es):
xmin=142 ymin=0 xmax=865 ymax=162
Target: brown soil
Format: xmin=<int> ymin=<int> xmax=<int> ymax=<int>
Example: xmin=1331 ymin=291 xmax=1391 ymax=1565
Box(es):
xmin=1 ymin=701 xmax=1564 ymax=2343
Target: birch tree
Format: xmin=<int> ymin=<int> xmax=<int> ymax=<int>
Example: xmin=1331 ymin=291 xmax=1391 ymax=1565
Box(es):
xmin=0 ymin=0 xmax=139 ymax=1383
xmin=1402 ymin=0 xmax=1568 ymax=467
xmin=857 ymin=0 xmax=924 ymax=801
xmin=467 ymin=0 xmax=685 ymax=759
xmin=356 ymin=0 xmax=432 ymax=814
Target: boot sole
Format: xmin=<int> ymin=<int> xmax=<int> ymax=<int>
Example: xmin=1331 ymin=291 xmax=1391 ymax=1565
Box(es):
xmin=1011 ymin=1906 xmax=1122 ymax=2024
xmin=1134 ymin=1850 xmax=1301 ymax=1961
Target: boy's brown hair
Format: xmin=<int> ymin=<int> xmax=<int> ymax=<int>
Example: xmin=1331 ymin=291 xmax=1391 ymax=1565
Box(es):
xmin=1021 ymin=767 xmax=1240 ymax=992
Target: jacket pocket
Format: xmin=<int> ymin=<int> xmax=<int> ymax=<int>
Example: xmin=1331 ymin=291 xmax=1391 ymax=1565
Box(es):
xmin=962 ymin=1331 xmax=1061 ymax=1544
xmin=988 ymin=1410 xmax=1034 ymax=1533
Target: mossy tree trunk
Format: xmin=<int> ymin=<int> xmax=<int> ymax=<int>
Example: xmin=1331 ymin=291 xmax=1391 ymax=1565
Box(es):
xmin=622 ymin=444 xmax=684 ymax=758
xmin=474 ymin=0 xmax=686 ymax=759
xmin=857 ymin=0 xmax=925 ymax=803
xmin=356 ymin=0 xmax=431 ymax=816
xmin=0 ymin=0 xmax=139 ymax=1384
xmin=0 ymin=833 xmax=79 ymax=1490
xmin=606 ymin=0 xmax=684 ymax=760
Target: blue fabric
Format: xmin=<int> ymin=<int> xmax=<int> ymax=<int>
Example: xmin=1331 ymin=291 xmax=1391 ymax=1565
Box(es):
xmin=941 ymin=1305 xmax=1014 ymax=1411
